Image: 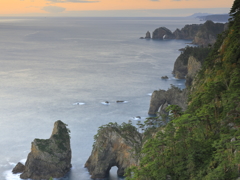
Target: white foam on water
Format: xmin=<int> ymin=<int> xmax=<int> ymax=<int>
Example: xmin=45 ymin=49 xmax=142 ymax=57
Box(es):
xmin=8 ymin=162 xmax=16 ymax=166
xmin=101 ymin=102 xmax=110 ymax=105
xmin=3 ymin=170 xmax=21 ymax=180
xmin=132 ymin=116 xmax=142 ymax=121
xmin=73 ymin=102 xmax=85 ymax=106
xmin=147 ymin=93 xmax=152 ymax=96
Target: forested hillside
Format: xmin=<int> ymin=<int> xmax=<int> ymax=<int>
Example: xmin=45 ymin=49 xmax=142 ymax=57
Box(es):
xmin=126 ymin=0 xmax=240 ymax=179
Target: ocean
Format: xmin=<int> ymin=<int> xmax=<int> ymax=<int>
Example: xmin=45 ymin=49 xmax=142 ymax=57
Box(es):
xmin=0 ymin=17 xmax=200 ymax=180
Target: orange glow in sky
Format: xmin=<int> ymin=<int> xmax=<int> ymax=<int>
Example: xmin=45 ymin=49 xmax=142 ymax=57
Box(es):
xmin=0 ymin=0 xmax=234 ymax=16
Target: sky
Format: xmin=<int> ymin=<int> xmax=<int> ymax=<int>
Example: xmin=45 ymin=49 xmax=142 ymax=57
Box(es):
xmin=0 ymin=0 xmax=234 ymax=17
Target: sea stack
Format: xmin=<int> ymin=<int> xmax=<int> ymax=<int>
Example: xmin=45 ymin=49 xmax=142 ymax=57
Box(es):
xmin=145 ymin=31 xmax=151 ymax=39
xmin=13 ymin=120 xmax=72 ymax=180
xmin=85 ymin=122 xmax=142 ymax=179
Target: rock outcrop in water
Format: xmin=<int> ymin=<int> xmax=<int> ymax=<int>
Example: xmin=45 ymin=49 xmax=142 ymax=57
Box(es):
xmin=85 ymin=122 xmax=142 ymax=179
xmin=13 ymin=120 xmax=71 ymax=180
xmin=145 ymin=31 xmax=151 ymax=39
xmin=152 ymin=27 xmax=175 ymax=39
xmin=147 ymin=20 xmax=226 ymax=46
xmin=148 ymin=86 xmax=188 ymax=115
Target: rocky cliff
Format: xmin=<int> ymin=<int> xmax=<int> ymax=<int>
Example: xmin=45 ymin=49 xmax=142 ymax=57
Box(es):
xmin=149 ymin=46 xmax=210 ymax=115
xmin=85 ymin=122 xmax=142 ymax=179
xmin=185 ymin=56 xmax=202 ymax=87
xmin=13 ymin=120 xmax=71 ymax=180
xmin=192 ymin=20 xmax=225 ymax=46
xmin=149 ymin=21 xmax=226 ymax=46
xmin=148 ymin=86 xmax=188 ymax=115
xmin=173 ymin=24 xmax=200 ymax=40
xmin=172 ymin=46 xmax=210 ymax=79
xmin=152 ymin=27 xmax=175 ymax=39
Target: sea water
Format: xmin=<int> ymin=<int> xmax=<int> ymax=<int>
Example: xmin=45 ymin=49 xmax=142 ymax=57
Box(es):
xmin=0 ymin=17 xmax=200 ymax=180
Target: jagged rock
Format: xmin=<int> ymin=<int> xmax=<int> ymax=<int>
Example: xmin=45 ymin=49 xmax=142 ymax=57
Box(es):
xmin=145 ymin=31 xmax=151 ymax=39
xmin=192 ymin=20 xmax=225 ymax=46
xmin=15 ymin=120 xmax=72 ymax=180
xmin=148 ymin=86 xmax=188 ymax=115
xmin=161 ymin=76 xmax=169 ymax=79
xmin=152 ymin=27 xmax=175 ymax=39
xmin=173 ymin=24 xmax=200 ymax=40
xmin=150 ymin=21 xmax=226 ymax=46
xmin=185 ymin=56 xmax=202 ymax=87
xmin=85 ymin=123 xmax=142 ymax=179
xmin=12 ymin=162 xmax=25 ymax=174
xmin=172 ymin=55 xmax=188 ymax=79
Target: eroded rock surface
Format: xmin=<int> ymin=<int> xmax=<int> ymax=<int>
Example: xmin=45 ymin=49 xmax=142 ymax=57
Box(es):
xmin=192 ymin=20 xmax=225 ymax=46
xmin=185 ymin=56 xmax=202 ymax=87
xmin=145 ymin=31 xmax=151 ymax=39
xmin=150 ymin=21 xmax=226 ymax=46
xmin=148 ymin=86 xmax=188 ymax=115
xmin=13 ymin=120 xmax=71 ymax=180
xmin=152 ymin=27 xmax=175 ymax=39
xmin=85 ymin=122 xmax=142 ymax=179
xmin=12 ymin=162 xmax=25 ymax=174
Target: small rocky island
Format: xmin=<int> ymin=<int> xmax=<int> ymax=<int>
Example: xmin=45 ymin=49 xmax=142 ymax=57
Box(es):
xmin=85 ymin=122 xmax=142 ymax=179
xmin=12 ymin=120 xmax=72 ymax=180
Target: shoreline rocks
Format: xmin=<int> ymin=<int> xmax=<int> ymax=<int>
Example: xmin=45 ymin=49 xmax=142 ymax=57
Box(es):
xmin=85 ymin=122 xmax=142 ymax=179
xmin=13 ymin=120 xmax=72 ymax=180
xmin=142 ymin=20 xmax=226 ymax=46
xmin=148 ymin=86 xmax=188 ymax=115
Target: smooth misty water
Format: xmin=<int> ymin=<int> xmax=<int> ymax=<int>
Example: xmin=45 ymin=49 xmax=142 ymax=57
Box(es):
xmin=0 ymin=17 xmax=200 ymax=180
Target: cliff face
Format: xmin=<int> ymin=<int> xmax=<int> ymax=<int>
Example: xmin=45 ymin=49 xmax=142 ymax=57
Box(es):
xmin=173 ymin=24 xmax=200 ymax=40
xmin=85 ymin=123 xmax=142 ymax=179
xmin=150 ymin=21 xmax=226 ymax=46
xmin=172 ymin=55 xmax=188 ymax=79
xmin=192 ymin=20 xmax=225 ymax=46
xmin=148 ymin=86 xmax=188 ymax=115
xmin=14 ymin=120 xmax=71 ymax=180
xmin=185 ymin=56 xmax=202 ymax=87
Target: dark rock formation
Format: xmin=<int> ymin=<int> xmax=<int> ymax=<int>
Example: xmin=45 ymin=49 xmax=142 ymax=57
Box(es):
xmin=85 ymin=122 xmax=142 ymax=179
xmin=161 ymin=76 xmax=169 ymax=79
xmin=185 ymin=56 xmax=202 ymax=87
xmin=150 ymin=21 xmax=226 ymax=46
xmin=145 ymin=31 xmax=151 ymax=39
xmin=148 ymin=86 xmax=188 ymax=115
xmin=152 ymin=27 xmax=175 ymax=39
xmin=14 ymin=120 xmax=72 ymax=180
xmin=192 ymin=20 xmax=225 ymax=46
xmin=12 ymin=162 xmax=25 ymax=174
xmin=172 ymin=55 xmax=188 ymax=79
xmin=173 ymin=24 xmax=200 ymax=40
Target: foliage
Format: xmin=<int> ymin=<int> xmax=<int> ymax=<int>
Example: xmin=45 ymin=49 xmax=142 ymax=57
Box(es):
xmin=178 ymin=46 xmax=211 ymax=65
xmin=125 ymin=1 xmax=240 ymax=179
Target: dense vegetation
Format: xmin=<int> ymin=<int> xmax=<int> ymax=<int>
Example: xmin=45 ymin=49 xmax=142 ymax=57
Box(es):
xmin=125 ymin=0 xmax=240 ymax=179
xmin=179 ymin=46 xmax=211 ymax=65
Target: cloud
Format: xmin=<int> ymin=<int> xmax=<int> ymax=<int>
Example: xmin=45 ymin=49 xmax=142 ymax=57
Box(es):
xmin=47 ymin=0 xmax=99 ymax=3
xmin=42 ymin=6 xmax=66 ymax=13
